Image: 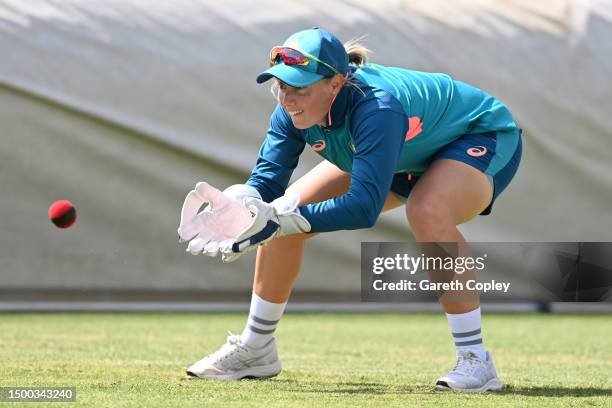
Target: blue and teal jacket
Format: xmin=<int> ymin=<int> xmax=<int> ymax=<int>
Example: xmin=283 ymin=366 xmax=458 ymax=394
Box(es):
xmin=246 ymin=64 xmax=519 ymax=233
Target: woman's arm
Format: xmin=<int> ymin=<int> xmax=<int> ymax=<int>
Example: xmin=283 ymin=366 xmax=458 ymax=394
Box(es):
xmin=246 ymin=104 xmax=306 ymax=202
xmin=300 ymin=104 xmax=408 ymax=232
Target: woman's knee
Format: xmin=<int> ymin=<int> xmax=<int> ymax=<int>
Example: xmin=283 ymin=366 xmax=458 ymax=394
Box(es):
xmin=406 ymin=196 xmax=454 ymax=234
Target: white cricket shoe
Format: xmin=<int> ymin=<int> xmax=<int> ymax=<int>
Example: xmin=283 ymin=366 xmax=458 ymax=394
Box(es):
xmin=186 ymin=334 xmax=281 ymax=380
xmin=435 ymin=351 xmax=502 ymax=392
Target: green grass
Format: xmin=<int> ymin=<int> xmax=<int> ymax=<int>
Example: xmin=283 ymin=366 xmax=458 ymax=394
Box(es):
xmin=0 ymin=313 xmax=611 ymax=407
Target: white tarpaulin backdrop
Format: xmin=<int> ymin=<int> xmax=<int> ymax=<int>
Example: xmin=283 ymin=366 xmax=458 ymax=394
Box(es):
xmin=1 ymin=0 xmax=611 ymax=298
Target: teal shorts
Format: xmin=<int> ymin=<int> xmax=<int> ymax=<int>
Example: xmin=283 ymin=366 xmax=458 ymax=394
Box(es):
xmin=390 ymin=129 xmax=522 ymax=215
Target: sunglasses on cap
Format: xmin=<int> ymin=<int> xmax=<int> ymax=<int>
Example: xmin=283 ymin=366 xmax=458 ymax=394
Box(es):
xmin=269 ymin=46 xmax=341 ymax=77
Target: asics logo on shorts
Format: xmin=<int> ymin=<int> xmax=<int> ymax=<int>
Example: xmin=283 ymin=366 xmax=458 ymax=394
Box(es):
xmin=311 ymin=140 xmax=326 ymax=152
xmin=467 ymin=146 xmax=488 ymax=157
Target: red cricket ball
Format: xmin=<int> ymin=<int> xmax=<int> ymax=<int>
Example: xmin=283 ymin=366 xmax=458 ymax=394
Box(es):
xmin=48 ymin=200 xmax=77 ymax=229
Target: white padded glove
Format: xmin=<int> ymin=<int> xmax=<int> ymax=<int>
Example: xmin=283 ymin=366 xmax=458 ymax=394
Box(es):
xmin=177 ymin=181 xmax=256 ymax=257
xmin=222 ymin=184 xmax=262 ymax=205
xmin=220 ymin=192 xmax=311 ymax=263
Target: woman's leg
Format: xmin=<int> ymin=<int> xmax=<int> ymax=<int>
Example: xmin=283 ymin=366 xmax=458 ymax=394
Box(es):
xmin=254 ymin=160 xmax=403 ymax=302
xmin=188 ymin=161 xmax=358 ymax=379
xmin=406 ymin=158 xmax=493 ymax=313
xmin=405 ymin=158 xmax=502 ymax=391
xmin=186 ymin=161 xmax=398 ymax=380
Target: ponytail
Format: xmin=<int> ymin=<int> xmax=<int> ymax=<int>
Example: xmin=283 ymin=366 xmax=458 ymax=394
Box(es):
xmin=344 ymin=36 xmax=371 ymax=67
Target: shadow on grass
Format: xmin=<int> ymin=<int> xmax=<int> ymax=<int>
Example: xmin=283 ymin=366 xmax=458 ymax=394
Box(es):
xmin=272 ymin=379 xmax=431 ymax=395
xmin=500 ymin=385 xmax=612 ymax=397
xmin=271 ymin=379 xmax=612 ymax=397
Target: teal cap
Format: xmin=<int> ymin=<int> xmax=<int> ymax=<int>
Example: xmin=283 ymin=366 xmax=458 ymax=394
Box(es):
xmin=257 ymin=27 xmax=348 ymax=87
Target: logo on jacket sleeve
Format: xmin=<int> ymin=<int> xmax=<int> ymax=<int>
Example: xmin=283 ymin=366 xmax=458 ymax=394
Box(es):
xmin=311 ymin=140 xmax=326 ymax=152
xmin=405 ymin=116 xmax=423 ymax=141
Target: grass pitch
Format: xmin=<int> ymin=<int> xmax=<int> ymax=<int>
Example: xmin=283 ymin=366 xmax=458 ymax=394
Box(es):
xmin=1 ymin=313 xmax=611 ymax=407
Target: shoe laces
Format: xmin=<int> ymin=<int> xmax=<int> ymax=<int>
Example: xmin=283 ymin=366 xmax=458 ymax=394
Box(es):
xmin=208 ymin=332 xmax=248 ymax=364
xmin=451 ymin=351 xmax=483 ymax=378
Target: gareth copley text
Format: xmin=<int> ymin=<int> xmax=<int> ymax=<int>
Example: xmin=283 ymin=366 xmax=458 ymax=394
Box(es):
xmin=372 ymin=279 xmax=511 ymax=293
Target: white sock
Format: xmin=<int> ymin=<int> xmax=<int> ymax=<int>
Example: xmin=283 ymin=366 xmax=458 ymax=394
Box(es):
xmin=446 ymin=307 xmax=487 ymax=360
xmin=241 ymin=292 xmax=286 ymax=349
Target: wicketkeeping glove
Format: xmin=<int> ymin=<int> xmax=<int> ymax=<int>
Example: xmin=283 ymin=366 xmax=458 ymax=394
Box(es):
xmin=177 ymin=181 xmax=256 ymax=257
xmin=220 ymin=192 xmax=311 ymax=263
xmin=222 ymin=183 xmax=262 ymax=205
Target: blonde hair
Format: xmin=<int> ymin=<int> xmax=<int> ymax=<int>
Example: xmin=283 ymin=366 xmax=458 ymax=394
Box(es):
xmin=344 ymin=35 xmax=371 ymax=67
xmin=342 ymin=36 xmax=370 ymax=95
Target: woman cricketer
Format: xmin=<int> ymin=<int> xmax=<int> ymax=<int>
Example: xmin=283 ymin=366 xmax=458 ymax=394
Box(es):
xmin=178 ymin=27 xmax=522 ymax=392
